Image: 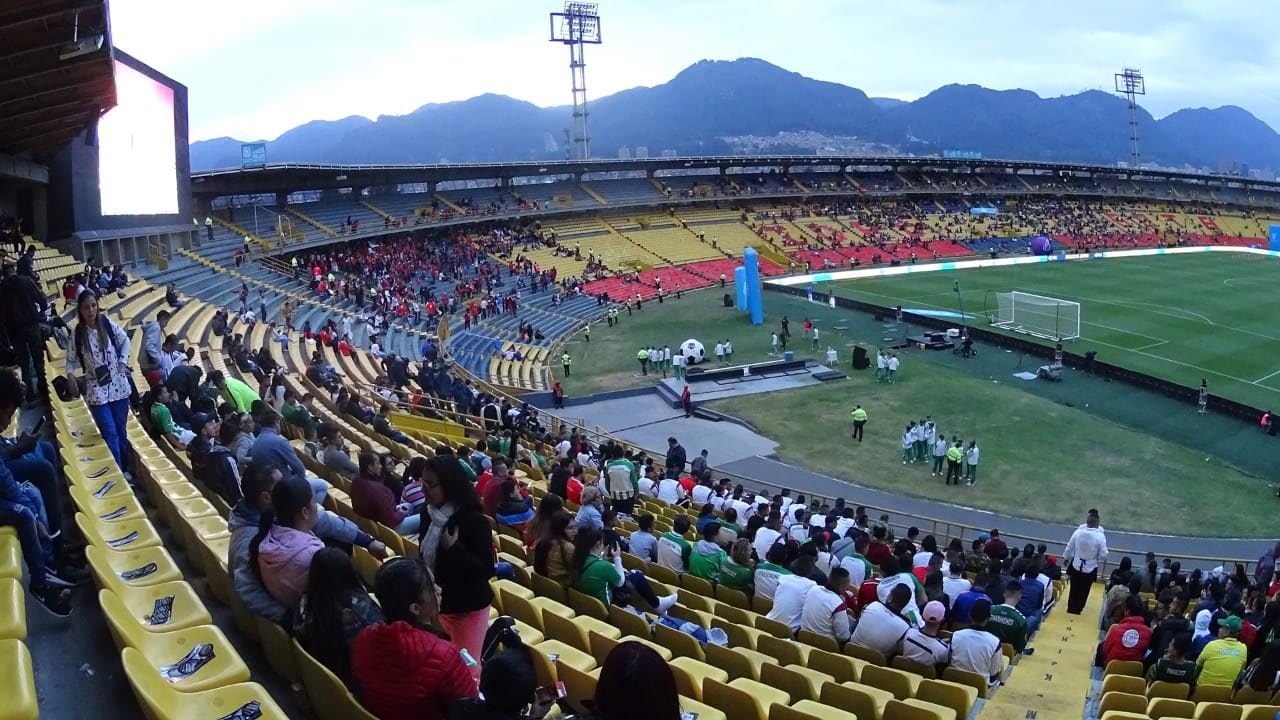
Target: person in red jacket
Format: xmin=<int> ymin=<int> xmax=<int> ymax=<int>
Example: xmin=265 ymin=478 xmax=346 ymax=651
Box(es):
xmin=1099 ymin=595 xmax=1153 ymax=666
xmin=351 ymin=451 xmax=419 ymax=535
xmin=352 ymin=557 xmax=477 ymax=720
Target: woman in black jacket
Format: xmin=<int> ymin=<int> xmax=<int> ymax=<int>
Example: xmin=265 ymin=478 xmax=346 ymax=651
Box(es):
xmin=419 ymin=450 xmax=494 ymax=680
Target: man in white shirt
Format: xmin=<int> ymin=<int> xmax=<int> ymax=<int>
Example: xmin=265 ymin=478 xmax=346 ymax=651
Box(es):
xmin=848 ymin=583 xmax=913 ymax=657
xmin=1062 ymin=508 xmax=1108 ymax=614
xmin=714 ymin=342 xmax=725 ymax=363
xmin=901 ymin=601 xmax=950 ymax=671
xmin=941 ymin=561 xmax=972 ymax=607
xmin=912 ymin=536 xmax=939 ymax=569
xmin=656 ymin=476 xmax=687 ymax=505
xmin=767 ymin=573 xmax=818 ymax=630
xmin=555 ymin=437 xmax=572 ymax=459
xmin=800 ymin=567 xmax=854 ymax=642
xmin=753 ymin=514 xmax=783 ymax=560
xmin=690 ymin=478 xmax=714 ymax=506
xmin=949 ymin=598 xmax=1004 ymax=686
xmin=887 ymin=353 xmax=900 ymax=382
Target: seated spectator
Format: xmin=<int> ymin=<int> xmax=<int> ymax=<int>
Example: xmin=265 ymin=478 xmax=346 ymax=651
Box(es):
xmin=294 ymin=548 xmax=384 ymax=686
xmin=688 ymin=521 xmax=728 ymax=583
xmin=569 ymin=527 xmax=676 ymax=613
xmin=532 ymin=512 xmax=575 ymax=586
xmin=252 ymin=474 xmax=325 ymax=609
xmin=202 ymin=420 xmax=244 ymax=505
xmin=495 ymin=480 xmax=534 ymax=534
xmin=452 ymin=644 xmax=556 ymax=720
xmin=655 ymin=473 xmax=687 ymax=506
xmin=574 ymin=485 xmax=604 ymax=532
xmin=351 ymin=451 xmax=419 ymax=536
xmin=950 ymin=598 xmax=1004 ymax=686
xmin=229 ymin=412 xmax=256 ymax=470
xmin=902 ymin=601 xmax=951 ymax=674
xmin=591 ymin=642 xmax=683 ymax=720
xmin=1099 ymin=594 xmax=1152 ymax=666
xmin=989 ymin=580 xmax=1030 ymax=655
xmin=694 ymin=504 xmax=717 ymax=535
xmin=1147 ymin=633 xmax=1199 ymax=687
xmin=628 ymin=513 xmax=659 ymax=562
xmin=801 ymin=566 xmax=854 ymax=643
xmin=146 ymin=384 xmax=193 ymax=449
xmin=719 ymin=538 xmax=756 ymax=592
xmin=876 ymin=556 xmax=923 ymax=607
xmin=373 ymin=404 xmax=410 ymax=444
xmin=754 ymin=542 xmax=794 ymax=600
xmin=281 ymin=390 xmax=317 ymax=436
xmin=1236 ymin=639 xmax=1280 ymax=694
xmin=768 ymin=571 xmax=819 ymax=631
xmin=1148 ymin=592 xmax=1191 ymax=667
xmin=752 ymin=512 xmax=784 ymax=561
xmin=849 ymin=583 xmax=913 ymax=658
xmin=942 ymin=561 xmax=972 ymax=608
xmin=1197 ymin=615 xmax=1249 ymax=687
xmin=322 ymin=425 xmax=360 ymax=479
xmin=351 ymin=558 xmax=478 ymax=720
xmin=523 ymin=493 xmax=564 ymax=551
xmin=656 ymin=515 xmax=693 ymax=572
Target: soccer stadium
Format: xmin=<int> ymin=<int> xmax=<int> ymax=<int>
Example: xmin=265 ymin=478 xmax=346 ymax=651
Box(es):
xmin=4 ymin=3 xmax=1280 ymax=720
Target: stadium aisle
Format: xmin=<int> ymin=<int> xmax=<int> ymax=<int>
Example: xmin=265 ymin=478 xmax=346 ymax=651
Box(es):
xmin=979 ymin=587 xmax=1103 ymax=720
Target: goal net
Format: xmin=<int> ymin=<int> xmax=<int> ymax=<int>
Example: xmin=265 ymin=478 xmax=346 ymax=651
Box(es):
xmin=990 ymin=291 xmax=1081 ymax=341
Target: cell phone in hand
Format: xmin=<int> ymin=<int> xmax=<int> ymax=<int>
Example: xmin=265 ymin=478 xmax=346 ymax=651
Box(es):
xmin=534 ymin=682 xmax=566 ymax=704
xmin=28 ymin=416 xmax=46 ymax=435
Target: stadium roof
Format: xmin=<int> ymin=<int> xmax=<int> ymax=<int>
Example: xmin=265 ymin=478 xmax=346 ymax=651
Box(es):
xmin=190 ymin=155 xmax=1280 ymax=199
xmin=0 ymin=0 xmax=116 ymax=160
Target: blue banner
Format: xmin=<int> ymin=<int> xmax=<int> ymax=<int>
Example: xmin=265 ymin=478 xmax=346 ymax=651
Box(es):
xmin=241 ymin=142 xmax=267 ymax=168
xmin=1270 ymin=225 xmax=1280 ymax=252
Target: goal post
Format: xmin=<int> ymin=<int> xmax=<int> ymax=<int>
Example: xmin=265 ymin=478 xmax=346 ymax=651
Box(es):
xmin=988 ymin=291 xmax=1080 ymax=341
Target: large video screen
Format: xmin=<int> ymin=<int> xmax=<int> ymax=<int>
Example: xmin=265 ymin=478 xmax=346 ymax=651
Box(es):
xmin=98 ymin=59 xmax=178 ymax=215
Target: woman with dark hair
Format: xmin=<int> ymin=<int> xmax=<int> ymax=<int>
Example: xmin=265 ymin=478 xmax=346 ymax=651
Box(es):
xmin=524 ymin=493 xmax=564 ymax=551
xmin=294 ymin=548 xmax=383 ymax=686
xmin=351 ymin=557 xmax=477 ymax=720
xmin=1107 ymin=556 xmax=1134 ymax=591
xmin=1237 ymin=639 xmax=1280 ymax=693
xmin=64 ymin=289 xmax=134 ymax=474
xmin=452 ymin=645 xmax=556 ymax=720
xmin=569 ymin=527 xmax=676 ymax=613
xmin=418 ymin=454 xmax=495 ymax=681
xmin=252 ymin=474 xmax=324 ymax=609
xmin=533 ymin=512 xmax=576 ymax=586
xmin=591 ymin=641 xmax=682 ymax=720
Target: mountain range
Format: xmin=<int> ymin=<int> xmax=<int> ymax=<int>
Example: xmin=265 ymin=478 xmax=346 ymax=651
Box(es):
xmin=190 ymin=58 xmax=1280 ymax=174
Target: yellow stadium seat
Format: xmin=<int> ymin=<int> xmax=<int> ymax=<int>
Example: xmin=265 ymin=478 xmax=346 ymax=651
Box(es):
xmin=1100 ymin=692 xmax=1151 ymax=717
xmin=256 ymin=615 xmax=300 ymax=683
xmin=1148 ymin=681 xmax=1191 ymax=700
xmin=589 ymin=629 xmax=670 ymax=667
xmin=1147 ymin=697 xmax=1196 ymax=720
xmin=774 ymin=700 xmax=859 ymax=720
xmin=808 ymin=646 xmax=863 ymax=684
xmin=1193 ymin=685 xmax=1234 ymax=704
xmin=0 ymin=639 xmax=37 ymax=720
xmin=916 ymin=678 xmax=978 ymax=720
xmin=797 ymin=627 xmax=841 ymax=653
xmin=1103 ymin=675 xmax=1151 ymax=697
xmin=680 ymin=573 xmax=714 ymax=597
xmin=0 ymin=531 xmax=21 ymax=579
xmin=607 ymin=604 xmax=653 ymax=640
xmin=844 ymin=640 xmax=889 ymax=667
xmin=1107 ymin=660 xmax=1147 ymax=677
xmin=110 ymin=581 xmax=212 ymax=634
xmin=681 ymin=696 xmax=729 ymax=720
xmin=69 ymin=483 xmax=146 ymax=524
xmin=669 ymin=656 xmax=729 ymax=701
xmin=1232 ymin=688 xmax=1275 ymax=705
xmin=543 ymin=610 xmax=619 ymax=655
xmin=1239 ymin=706 xmax=1280 ymax=720
xmin=653 ymin=621 xmax=704 ymax=661
xmin=568 ymin=588 xmax=609 ymax=620
xmin=941 ymin=667 xmax=989 ymax=700
xmin=556 ymin=662 xmax=600 ymax=713
xmin=758 ymin=634 xmax=809 ymax=667
xmin=887 ymin=698 xmax=957 ymax=720
xmin=893 ymin=654 xmax=938 ymax=679
xmin=760 ymin=663 xmax=832 ymax=704
xmin=1193 ymin=702 xmax=1242 ymax=720
xmin=528 ymin=639 xmax=595 ymax=688
xmin=529 ymin=573 xmax=568 ymax=605
xmin=293 ymin=639 xmax=378 ymax=720
xmin=76 ymin=512 xmax=161 ymax=552
xmin=86 ymin=545 xmax=182 ymax=589
xmin=862 ymin=664 xmax=922 ymax=700
xmin=121 ymin=647 xmax=288 ymax=720
xmin=0 ymin=578 xmax=26 ymax=642
xmin=100 ymin=589 xmax=250 ymax=692
xmin=705 ymin=642 xmax=772 ymax=681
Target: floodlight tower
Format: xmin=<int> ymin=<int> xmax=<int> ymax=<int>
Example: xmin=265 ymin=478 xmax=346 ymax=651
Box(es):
xmin=1114 ymin=68 xmax=1145 ymax=168
xmin=550 ymin=2 xmax=602 ymax=160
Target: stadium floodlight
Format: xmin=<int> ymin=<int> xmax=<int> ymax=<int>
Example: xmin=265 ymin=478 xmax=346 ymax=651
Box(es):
xmin=1114 ymin=68 xmax=1146 ymax=168
xmin=989 ymin=291 xmax=1081 ymax=342
xmin=549 ymin=2 xmax=602 ymax=160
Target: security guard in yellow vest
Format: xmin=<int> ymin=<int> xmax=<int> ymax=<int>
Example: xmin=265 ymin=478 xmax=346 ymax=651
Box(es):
xmin=561 ymin=351 xmax=571 ymax=377
xmin=637 ymin=347 xmax=650 ymax=376
xmin=850 ymin=405 xmax=868 ymax=442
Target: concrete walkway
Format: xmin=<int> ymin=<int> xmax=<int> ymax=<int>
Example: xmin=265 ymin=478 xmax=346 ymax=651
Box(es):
xmin=566 ymin=394 xmax=778 ymax=465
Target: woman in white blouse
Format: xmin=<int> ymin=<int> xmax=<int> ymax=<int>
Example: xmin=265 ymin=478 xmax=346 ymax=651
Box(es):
xmin=65 ymin=290 xmax=133 ymax=475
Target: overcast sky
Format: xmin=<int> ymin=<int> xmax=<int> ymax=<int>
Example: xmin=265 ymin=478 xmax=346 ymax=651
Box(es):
xmin=109 ymin=0 xmax=1280 ymax=143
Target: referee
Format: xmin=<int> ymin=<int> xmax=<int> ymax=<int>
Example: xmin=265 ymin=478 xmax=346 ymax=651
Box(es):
xmin=1063 ymin=509 xmax=1109 ymax=615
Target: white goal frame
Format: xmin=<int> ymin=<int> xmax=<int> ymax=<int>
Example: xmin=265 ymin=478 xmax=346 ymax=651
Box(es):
xmin=990 ymin=291 xmax=1081 ymax=341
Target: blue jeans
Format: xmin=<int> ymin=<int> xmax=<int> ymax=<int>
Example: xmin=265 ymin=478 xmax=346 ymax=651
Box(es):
xmin=0 ymin=502 xmax=48 ymax=589
xmin=5 ymin=440 xmax=62 ymax=541
xmin=89 ymin=397 xmax=132 ymax=473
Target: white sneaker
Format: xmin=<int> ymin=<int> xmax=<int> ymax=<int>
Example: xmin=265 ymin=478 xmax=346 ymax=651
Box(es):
xmin=44 ymin=570 xmax=76 ymax=588
xmin=656 ymin=594 xmax=678 ymax=614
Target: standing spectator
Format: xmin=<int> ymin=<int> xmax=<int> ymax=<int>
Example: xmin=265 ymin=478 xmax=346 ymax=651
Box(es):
xmin=602 ymin=446 xmax=638 ymax=517
xmin=351 ymin=558 xmax=478 ymax=720
xmin=294 ymin=548 xmax=384 ymax=686
xmin=65 ymin=289 xmax=133 ymax=475
xmin=965 ymin=441 xmax=980 ymax=485
xmin=1063 ymin=509 xmax=1109 ymax=615
xmin=950 ymin=599 xmax=1004 ymax=686
xmin=1 ymin=263 xmax=49 ymax=404
xmin=418 ymin=455 xmax=496 ymax=682
xmin=664 ymin=437 xmax=687 ymax=478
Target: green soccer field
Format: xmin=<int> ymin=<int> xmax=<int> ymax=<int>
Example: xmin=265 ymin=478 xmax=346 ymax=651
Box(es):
xmin=825 ymin=252 xmax=1280 ymax=411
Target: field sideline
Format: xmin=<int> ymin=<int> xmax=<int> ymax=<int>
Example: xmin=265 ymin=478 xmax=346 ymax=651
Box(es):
xmin=823 ymin=252 xmax=1280 ymax=410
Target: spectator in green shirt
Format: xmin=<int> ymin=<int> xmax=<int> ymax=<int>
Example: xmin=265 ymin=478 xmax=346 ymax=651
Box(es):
xmin=688 ymin=522 xmax=728 ymax=582
xmin=146 ymin=384 xmax=194 ymax=449
xmin=1147 ymin=633 xmax=1199 ymax=689
xmin=719 ymin=539 xmax=756 ymax=592
xmin=1197 ymin=615 xmax=1249 ymax=687
xmin=656 ymin=515 xmax=693 ymax=572
xmin=987 ymin=580 xmax=1030 ymax=654
xmin=209 ymin=369 xmax=260 ymax=413
xmin=281 ymin=389 xmax=317 ymax=436
xmin=570 ymin=527 xmax=676 ymax=613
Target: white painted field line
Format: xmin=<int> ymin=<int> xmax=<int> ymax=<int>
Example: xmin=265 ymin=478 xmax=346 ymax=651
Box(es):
xmin=1131 ymin=340 xmax=1168 ymax=351
xmin=1253 ymin=368 xmax=1280 ymax=384
xmin=1082 ymin=336 xmax=1280 ymax=391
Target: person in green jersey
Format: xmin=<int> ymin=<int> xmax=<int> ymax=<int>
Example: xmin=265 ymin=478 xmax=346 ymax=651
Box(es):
xmin=987 ymin=580 xmax=1029 ymax=653
xmin=1147 ymin=631 xmax=1199 ymax=689
xmin=570 ymin=527 xmax=676 ymax=612
xmin=147 ymin=384 xmax=194 ymax=449
xmin=752 ymin=543 xmax=794 ymax=600
xmin=718 ymin=539 xmax=756 ymax=592
xmin=656 ymin=515 xmax=693 ymax=572
xmin=688 ymin=521 xmax=728 ymax=582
